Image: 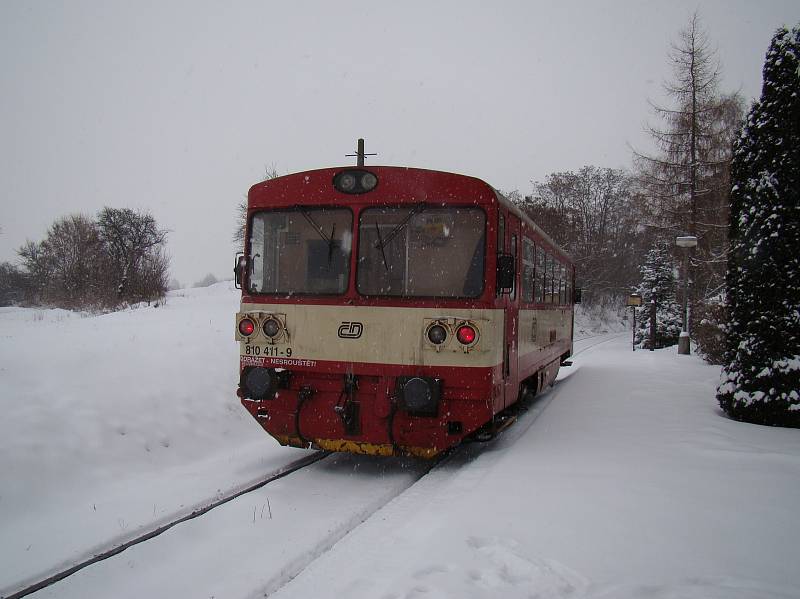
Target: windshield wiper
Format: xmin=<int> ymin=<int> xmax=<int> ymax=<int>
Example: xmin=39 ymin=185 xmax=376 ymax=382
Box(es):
xmin=327 ymin=223 xmax=336 ymax=264
xmin=298 ymin=207 xmax=337 ymax=265
xmin=373 ymin=203 xmax=425 ymax=256
xmin=375 ymin=222 xmax=389 ymax=271
xmin=382 ymin=203 xmax=425 ymax=247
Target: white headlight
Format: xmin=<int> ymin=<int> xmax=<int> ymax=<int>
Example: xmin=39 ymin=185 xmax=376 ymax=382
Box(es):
xmin=361 ymin=172 xmax=378 ymax=191
xmin=339 ymin=173 xmax=356 ymax=191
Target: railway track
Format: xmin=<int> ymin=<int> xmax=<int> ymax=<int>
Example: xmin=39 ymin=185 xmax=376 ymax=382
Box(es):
xmin=3 ymin=452 xmax=330 ymax=599
xmin=6 ymin=450 xmax=450 ymax=599
xmin=573 ymin=330 xmax=628 ymax=356
xmin=6 ymin=334 xmax=621 ymax=599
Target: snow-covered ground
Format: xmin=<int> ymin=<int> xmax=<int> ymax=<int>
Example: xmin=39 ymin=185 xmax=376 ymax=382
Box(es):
xmin=2 ymin=287 xmax=799 ymax=598
xmin=274 ymin=337 xmax=800 ymax=599
xmin=0 ymin=283 xmax=305 ymax=594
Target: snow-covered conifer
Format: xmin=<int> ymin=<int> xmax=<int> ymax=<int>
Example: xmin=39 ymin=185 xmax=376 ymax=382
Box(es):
xmin=634 ymin=241 xmax=682 ymax=348
xmin=717 ymin=25 xmax=800 ymax=427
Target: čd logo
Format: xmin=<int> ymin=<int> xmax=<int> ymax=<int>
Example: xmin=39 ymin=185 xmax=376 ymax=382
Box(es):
xmin=338 ymin=321 xmax=364 ymax=339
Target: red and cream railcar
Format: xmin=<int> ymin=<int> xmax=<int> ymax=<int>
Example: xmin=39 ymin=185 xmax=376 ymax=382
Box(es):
xmin=234 ymin=166 xmax=575 ymax=457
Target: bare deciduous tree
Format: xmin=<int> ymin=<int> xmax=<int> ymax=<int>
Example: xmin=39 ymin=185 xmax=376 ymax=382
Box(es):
xmin=18 ymin=214 xmax=104 ymax=308
xmin=17 ymin=209 xmax=169 ymax=310
xmin=0 ymin=261 xmax=26 ymax=306
xmin=234 ymin=165 xmax=282 ymax=250
xmin=96 ymin=207 xmax=168 ymax=302
xmin=521 ymin=166 xmax=643 ymax=306
xmin=135 ymin=245 xmax=170 ymax=304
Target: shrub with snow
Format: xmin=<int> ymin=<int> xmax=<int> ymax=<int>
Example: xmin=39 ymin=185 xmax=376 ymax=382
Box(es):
xmin=193 ymin=273 xmax=219 ymax=288
xmin=717 ymin=25 xmax=800 ymax=427
xmin=693 ymin=297 xmax=728 ymax=365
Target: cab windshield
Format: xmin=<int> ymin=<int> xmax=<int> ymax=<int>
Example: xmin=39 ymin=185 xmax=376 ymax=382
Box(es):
xmin=357 ymin=206 xmax=485 ymax=298
xmin=248 ymin=207 xmax=352 ymax=295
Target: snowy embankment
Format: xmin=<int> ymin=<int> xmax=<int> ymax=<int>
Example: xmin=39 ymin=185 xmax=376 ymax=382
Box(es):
xmin=0 ymin=283 xmax=304 ymax=594
xmin=573 ymin=303 xmax=627 ymax=340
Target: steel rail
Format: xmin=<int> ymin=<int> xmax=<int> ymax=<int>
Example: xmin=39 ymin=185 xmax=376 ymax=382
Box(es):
xmin=3 ymin=451 xmax=330 ymax=599
xmin=573 ymin=331 xmax=628 ymax=356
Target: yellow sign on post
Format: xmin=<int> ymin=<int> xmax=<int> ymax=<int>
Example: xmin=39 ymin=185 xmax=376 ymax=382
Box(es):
xmin=627 ymin=293 xmax=642 ymax=307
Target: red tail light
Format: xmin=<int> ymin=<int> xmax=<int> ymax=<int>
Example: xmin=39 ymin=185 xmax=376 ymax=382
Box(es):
xmin=238 ymin=318 xmax=256 ymax=336
xmin=456 ymin=324 xmax=476 ymax=345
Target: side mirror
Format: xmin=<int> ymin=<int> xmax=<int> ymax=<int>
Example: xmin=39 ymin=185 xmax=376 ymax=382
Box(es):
xmin=234 ymin=253 xmax=247 ymax=289
xmin=496 ymin=254 xmax=515 ymax=294
xmin=574 ymin=287 xmax=582 ymax=304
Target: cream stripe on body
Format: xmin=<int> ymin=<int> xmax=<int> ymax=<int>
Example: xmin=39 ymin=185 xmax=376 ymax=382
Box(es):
xmin=239 ymin=303 xmax=504 ymax=368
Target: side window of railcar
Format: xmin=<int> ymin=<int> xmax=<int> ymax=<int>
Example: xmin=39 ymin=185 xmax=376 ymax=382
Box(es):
xmin=560 ymin=264 xmax=567 ymax=304
xmin=495 ymin=214 xmax=505 ymax=297
xmin=566 ymin=266 xmax=573 ymax=304
xmin=357 ymin=206 xmax=485 ymax=298
xmin=249 ymin=216 xmax=265 ymax=292
xmin=510 ymin=234 xmax=517 ymax=300
xmin=522 ymin=238 xmax=535 ymax=303
xmin=555 ymin=262 xmax=561 ymax=304
xmin=498 ymin=214 xmax=505 ymax=253
xmin=248 ymin=207 xmax=352 ymax=295
xmin=535 ymin=246 xmax=545 ymax=303
xmin=554 ymin=261 xmax=560 ymax=304
xmin=544 ymin=253 xmax=552 ymax=303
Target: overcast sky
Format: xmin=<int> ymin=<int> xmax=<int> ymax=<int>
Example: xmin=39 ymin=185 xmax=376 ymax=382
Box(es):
xmin=1 ymin=1 xmax=797 ymax=287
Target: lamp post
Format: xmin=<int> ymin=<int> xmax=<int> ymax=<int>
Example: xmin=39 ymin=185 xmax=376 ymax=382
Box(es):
xmin=676 ymin=235 xmax=698 ymax=355
xmin=627 ymin=293 xmax=642 ymax=351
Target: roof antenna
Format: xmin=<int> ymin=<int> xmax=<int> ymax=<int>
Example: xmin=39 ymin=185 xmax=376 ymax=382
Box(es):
xmin=346 ymin=138 xmax=377 ymax=167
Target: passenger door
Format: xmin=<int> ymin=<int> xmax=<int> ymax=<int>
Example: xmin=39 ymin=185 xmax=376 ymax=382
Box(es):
xmin=501 ymin=212 xmax=520 ymax=409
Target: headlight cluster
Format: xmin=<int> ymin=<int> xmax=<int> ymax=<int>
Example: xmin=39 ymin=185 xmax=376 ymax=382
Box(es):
xmin=424 ymin=319 xmax=480 ymax=351
xmin=333 ymin=169 xmax=379 ymax=194
xmin=236 ymin=313 xmax=287 ymax=343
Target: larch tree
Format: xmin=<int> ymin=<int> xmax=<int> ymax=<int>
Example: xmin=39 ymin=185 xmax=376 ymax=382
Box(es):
xmin=635 ymin=12 xmax=744 ymax=358
xmin=717 ymin=25 xmax=800 ymax=427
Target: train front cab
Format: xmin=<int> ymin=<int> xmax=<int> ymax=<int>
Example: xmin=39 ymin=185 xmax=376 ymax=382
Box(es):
xmin=235 ymin=167 xmax=574 ymax=458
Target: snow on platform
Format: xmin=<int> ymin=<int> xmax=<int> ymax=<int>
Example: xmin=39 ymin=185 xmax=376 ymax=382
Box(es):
xmin=273 ymin=337 xmax=800 ymax=599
